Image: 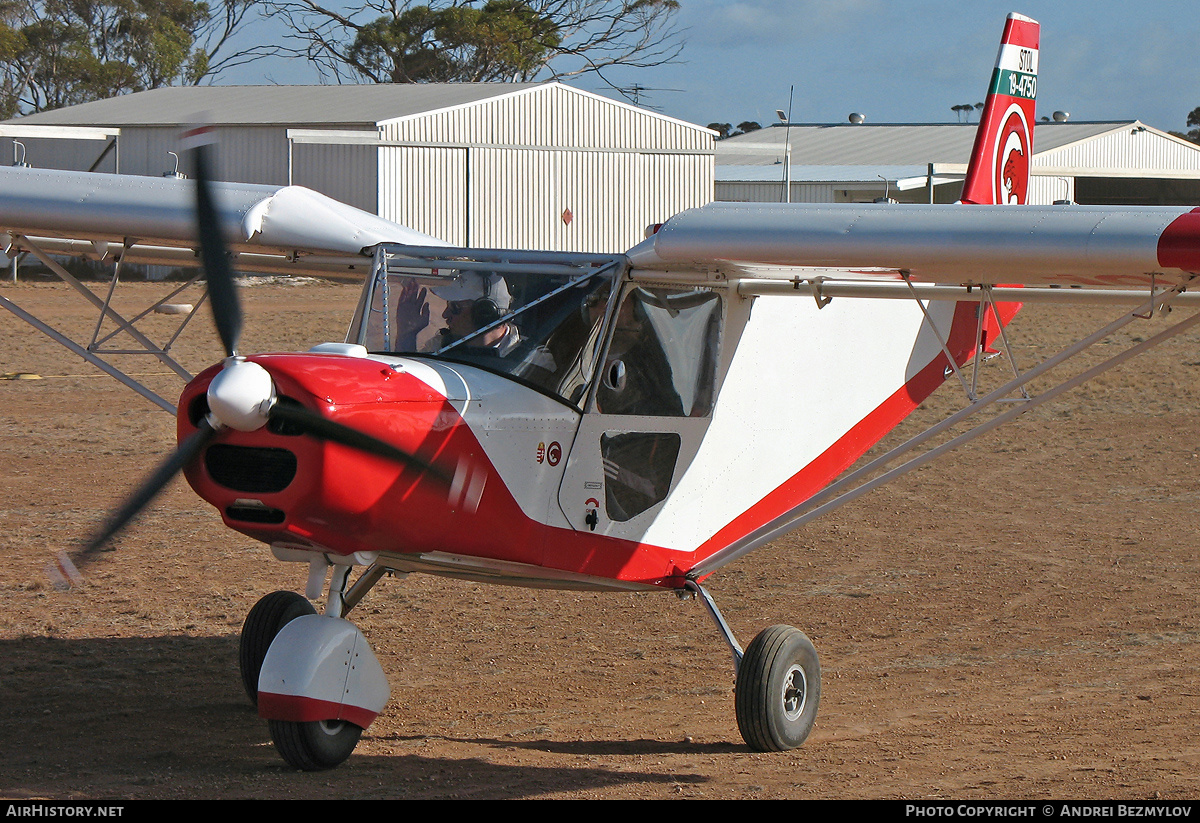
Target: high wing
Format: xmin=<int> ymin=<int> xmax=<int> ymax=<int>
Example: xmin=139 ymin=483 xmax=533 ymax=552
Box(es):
xmin=0 ymin=165 xmax=445 ymax=413
xmin=0 ymin=164 xmax=444 ymax=276
xmin=627 ymin=201 xmax=1200 ymax=290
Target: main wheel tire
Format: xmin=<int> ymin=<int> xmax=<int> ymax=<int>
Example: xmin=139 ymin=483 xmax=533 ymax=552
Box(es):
xmin=238 ymin=590 xmax=316 ymax=705
xmin=735 ymin=624 xmax=821 ymax=752
xmin=268 ymin=719 xmax=363 ymax=771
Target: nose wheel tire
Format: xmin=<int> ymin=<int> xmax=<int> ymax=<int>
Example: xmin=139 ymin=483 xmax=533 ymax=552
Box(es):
xmin=269 ymin=718 xmax=364 ymax=771
xmin=735 ymin=624 xmax=821 ymax=751
xmin=238 ymin=590 xmax=316 ymax=705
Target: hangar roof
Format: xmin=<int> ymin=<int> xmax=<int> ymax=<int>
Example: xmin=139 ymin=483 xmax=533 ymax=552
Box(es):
xmin=717 ymin=121 xmax=1125 ymax=166
xmin=6 ymin=84 xmax=548 ymax=128
xmin=717 ymin=121 xmax=1200 ymax=182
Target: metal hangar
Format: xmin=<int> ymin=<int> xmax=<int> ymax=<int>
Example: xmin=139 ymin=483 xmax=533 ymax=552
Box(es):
xmin=1 ymin=83 xmax=715 ymax=253
xmin=715 ymin=120 xmax=1200 ymax=206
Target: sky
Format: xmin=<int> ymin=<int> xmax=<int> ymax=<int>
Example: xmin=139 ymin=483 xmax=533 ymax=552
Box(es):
xmin=225 ymin=1 xmax=1200 ymax=135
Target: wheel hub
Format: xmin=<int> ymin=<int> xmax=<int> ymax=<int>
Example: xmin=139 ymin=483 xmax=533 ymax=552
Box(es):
xmin=781 ymin=664 xmax=807 ymax=721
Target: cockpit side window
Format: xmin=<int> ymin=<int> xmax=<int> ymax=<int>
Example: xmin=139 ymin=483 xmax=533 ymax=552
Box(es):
xmin=594 ymin=287 xmax=723 ymax=417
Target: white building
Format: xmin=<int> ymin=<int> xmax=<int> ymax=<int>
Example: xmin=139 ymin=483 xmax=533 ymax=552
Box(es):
xmin=2 ymin=83 xmax=715 ymax=253
xmin=716 ymin=121 xmax=1200 ymax=206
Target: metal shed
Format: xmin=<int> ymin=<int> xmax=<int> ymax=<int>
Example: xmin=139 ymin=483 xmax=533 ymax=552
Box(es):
xmin=716 ymin=121 xmax=1200 ymax=206
xmin=1 ymin=83 xmax=715 ymax=253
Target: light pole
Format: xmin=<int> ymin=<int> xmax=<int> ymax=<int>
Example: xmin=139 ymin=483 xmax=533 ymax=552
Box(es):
xmin=776 ymin=85 xmax=794 ymax=203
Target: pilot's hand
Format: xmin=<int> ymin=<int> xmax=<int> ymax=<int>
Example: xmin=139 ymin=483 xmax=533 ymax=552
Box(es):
xmin=394 ymin=281 xmax=430 ymax=338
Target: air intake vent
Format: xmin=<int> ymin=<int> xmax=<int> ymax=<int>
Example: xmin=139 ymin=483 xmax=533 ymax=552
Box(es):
xmin=205 ymin=445 xmax=297 ymax=493
xmin=226 ymin=504 xmax=286 ymax=524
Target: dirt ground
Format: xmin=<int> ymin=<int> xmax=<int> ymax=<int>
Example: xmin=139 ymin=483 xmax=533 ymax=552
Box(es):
xmin=0 ymin=280 xmax=1198 ymax=800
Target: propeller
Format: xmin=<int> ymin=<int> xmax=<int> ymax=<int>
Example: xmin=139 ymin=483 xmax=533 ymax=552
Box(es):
xmin=54 ymin=137 xmax=453 ymax=588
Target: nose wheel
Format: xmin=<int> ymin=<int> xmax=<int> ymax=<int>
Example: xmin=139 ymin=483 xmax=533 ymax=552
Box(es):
xmin=238 ymin=590 xmax=316 ymax=704
xmin=268 ymin=717 xmax=363 ymax=771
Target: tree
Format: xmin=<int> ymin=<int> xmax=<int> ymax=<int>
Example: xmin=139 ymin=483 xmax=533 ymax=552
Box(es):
xmin=949 ymin=102 xmax=984 ymax=123
xmin=0 ymin=0 xmax=271 ymax=116
xmin=1186 ymin=106 xmax=1200 ymax=144
xmin=706 ymin=120 xmax=761 ymax=140
xmin=706 ymin=122 xmax=731 ymax=139
xmin=268 ymin=0 xmax=683 ymax=92
xmin=342 ymin=1 xmax=560 ymax=83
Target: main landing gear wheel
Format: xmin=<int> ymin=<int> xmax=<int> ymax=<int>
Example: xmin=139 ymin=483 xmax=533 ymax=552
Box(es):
xmin=238 ymin=590 xmax=316 ymax=705
xmin=268 ymin=718 xmax=363 ymax=772
xmin=735 ymin=624 xmax=821 ymax=752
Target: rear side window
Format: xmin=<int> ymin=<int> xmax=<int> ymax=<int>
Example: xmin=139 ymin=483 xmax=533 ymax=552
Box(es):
xmin=595 ymin=287 xmax=722 ymax=417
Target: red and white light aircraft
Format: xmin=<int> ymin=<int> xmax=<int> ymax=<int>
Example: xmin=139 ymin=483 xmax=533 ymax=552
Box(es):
xmin=3 ymin=13 xmax=1199 ymax=769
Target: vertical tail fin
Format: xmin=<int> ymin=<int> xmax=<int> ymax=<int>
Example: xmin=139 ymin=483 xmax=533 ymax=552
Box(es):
xmin=960 ymin=12 xmax=1040 ymax=205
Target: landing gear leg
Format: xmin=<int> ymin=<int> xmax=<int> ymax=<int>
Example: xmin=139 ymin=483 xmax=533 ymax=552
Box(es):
xmin=684 ymin=581 xmax=821 ymax=752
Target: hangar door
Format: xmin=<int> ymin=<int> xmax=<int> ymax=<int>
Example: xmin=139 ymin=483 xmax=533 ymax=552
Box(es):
xmin=469 ymin=148 xmax=640 ymax=253
xmin=378 ymin=146 xmax=469 ymax=246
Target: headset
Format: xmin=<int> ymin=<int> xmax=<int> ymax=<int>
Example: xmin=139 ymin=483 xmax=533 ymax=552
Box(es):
xmin=470 ymin=295 xmax=503 ymax=328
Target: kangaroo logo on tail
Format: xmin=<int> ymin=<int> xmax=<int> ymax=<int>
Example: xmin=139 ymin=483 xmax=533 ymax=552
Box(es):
xmin=996 ymin=106 xmax=1031 ymax=204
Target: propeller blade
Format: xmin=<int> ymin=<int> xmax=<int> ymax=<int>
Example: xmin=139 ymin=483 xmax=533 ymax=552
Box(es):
xmin=61 ymin=418 xmax=218 ymax=584
xmin=267 ymin=402 xmax=453 ymax=486
xmin=190 ymin=140 xmax=242 ymax=358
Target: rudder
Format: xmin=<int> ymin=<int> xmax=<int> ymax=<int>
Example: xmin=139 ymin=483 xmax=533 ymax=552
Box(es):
xmin=960 ymin=13 xmax=1040 ymax=205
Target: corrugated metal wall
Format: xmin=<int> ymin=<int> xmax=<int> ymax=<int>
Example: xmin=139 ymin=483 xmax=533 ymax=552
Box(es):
xmin=1029 ymin=174 xmax=1075 ymax=204
xmin=0 ymin=135 xmax=117 ymax=172
xmin=292 ymin=142 xmax=379 ymax=214
xmin=716 ymin=181 xmax=836 ymax=203
xmin=378 ymin=146 xmax=468 ymax=245
xmin=376 ymin=84 xmax=714 ymax=252
xmin=1036 ymin=127 xmax=1200 ymax=176
xmin=116 ymin=126 xmax=291 ymax=184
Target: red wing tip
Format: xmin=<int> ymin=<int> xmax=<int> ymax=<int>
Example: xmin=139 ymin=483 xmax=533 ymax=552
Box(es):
xmin=47 ymin=551 xmax=83 ymax=591
xmin=1157 ymin=211 xmax=1200 ymax=272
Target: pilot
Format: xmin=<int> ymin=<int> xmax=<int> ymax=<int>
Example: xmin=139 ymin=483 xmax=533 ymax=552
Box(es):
xmin=433 ymin=271 xmax=518 ymax=354
xmin=393 ymin=271 xmax=527 ymax=358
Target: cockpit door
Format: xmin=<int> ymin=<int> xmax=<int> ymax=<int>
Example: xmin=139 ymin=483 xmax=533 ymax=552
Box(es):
xmin=557 ymin=284 xmax=725 ymax=540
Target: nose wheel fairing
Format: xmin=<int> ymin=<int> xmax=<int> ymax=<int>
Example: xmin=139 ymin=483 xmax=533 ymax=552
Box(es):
xmin=256 ymin=614 xmax=390 ymax=730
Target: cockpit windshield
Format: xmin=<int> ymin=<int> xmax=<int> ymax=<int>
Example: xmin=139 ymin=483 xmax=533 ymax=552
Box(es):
xmin=352 ymin=246 xmax=624 ymax=408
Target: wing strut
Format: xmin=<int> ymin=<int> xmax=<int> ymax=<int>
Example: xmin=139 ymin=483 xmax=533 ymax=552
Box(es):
xmin=690 ymin=285 xmax=1200 ymax=578
xmin=0 ymin=233 xmax=215 ymax=414
xmin=0 ymin=291 xmax=176 ymax=413
xmin=14 ymin=234 xmax=196 ymax=379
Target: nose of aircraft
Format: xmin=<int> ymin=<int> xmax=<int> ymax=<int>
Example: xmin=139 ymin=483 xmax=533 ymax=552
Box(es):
xmin=177 ymin=351 xmax=471 ymax=553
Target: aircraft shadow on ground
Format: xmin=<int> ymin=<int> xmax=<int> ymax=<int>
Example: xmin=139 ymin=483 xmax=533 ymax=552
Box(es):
xmin=0 ymin=635 xmax=708 ymax=798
